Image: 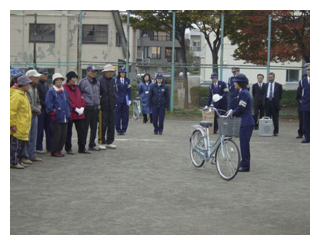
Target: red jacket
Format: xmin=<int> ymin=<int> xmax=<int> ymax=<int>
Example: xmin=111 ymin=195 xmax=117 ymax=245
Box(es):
xmin=62 ymin=83 xmax=85 ymax=120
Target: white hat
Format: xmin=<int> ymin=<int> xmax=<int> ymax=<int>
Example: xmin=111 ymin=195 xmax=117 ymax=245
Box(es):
xmin=102 ymin=64 xmax=114 ymax=72
xmin=212 ymin=94 xmax=222 ymax=102
xmin=26 ymin=69 xmax=41 ymax=78
xmin=52 ymin=73 xmax=65 ymax=84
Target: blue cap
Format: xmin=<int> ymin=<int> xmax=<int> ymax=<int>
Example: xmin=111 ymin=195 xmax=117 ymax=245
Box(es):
xmin=118 ymin=67 xmax=127 ymax=73
xmin=305 ymin=63 xmax=310 ymax=70
xmin=38 ymin=68 xmax=48 ymax=74
xmin=11 ymin=68 xmax=23 ymax=77
xmin=233 ymin=73 xmax=249 ymax=84
xmin=231 ymin=66 xmax=240 ymax=72
xmin=87 ymin=66 xmax=98 ymax=71
xmin=156 ymin=73 xmax=164 ymax=79
xmin=210 ymin=72 xmax=218 ymax=79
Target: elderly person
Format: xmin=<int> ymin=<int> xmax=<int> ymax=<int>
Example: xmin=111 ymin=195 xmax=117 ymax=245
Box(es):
xmin=21 ymin=69 xmax=43 ymax=165
xmin=36 ymin=68 xmax=52 ymax=153
xmin=97 ymin=64 xmax=117 ymax=150
xmin=10 ymin=76 xmax=32 ymax=169
xmin=45 ymin=73 xmax=71 ymax=157
xmin=63 ymin=71 xmax=90 ymax=154
xmin=78 ymin=66 xmax=101 ymax=151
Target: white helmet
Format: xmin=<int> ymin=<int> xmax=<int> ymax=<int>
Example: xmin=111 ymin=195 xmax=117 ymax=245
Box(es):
xmin=212 ymin=94 xmax=221 ymax=102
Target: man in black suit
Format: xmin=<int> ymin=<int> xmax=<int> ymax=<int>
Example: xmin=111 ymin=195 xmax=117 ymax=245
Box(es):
xmin=252 ymin=74 xmax=266 ymax=129
xmin=265 ymin=72 xmax=283 ymax=136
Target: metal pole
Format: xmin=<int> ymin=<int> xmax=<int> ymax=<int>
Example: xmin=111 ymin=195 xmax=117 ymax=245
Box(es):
xmin=33 ymin=13 xmax=37 ymax=69
xmin=126 ymin=11 xmax=130 ymax=73
xmin=77 ymin=10 xmax=83 ymax=77
xmin=267 ymin=14 xmax=272 ymax=79
xmin=170 ymin=11 xmax=175 ymax=112
xmin=219 ymin=13 xmax=225 ymax=81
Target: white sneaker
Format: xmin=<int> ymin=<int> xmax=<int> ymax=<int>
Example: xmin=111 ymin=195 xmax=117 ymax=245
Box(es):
xmin=106 ymin=144 xmax=116 ymax=149
xmin=99 ymin=144 xmax=107 ymax=150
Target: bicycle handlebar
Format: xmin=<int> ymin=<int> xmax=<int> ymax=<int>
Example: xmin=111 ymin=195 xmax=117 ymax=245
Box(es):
xmin=203 ymin=106 xmax=232 ymax=118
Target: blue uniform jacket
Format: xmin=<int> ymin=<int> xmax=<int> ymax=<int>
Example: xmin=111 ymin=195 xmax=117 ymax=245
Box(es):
xmin=45 ymin=88 xmax=71 ymax=123
xmin=148 ymin=83 xmax=170 ymax=108
xmin=297 ymin=77 xmax=310 ymax=111
xmin=138 ymin=81 xmax=153 ymax=114
xmin=116 ymin=77 xmax=132 ymax=105
xmin=232 ymin=88 xmax=255 ymax=127
xmin=206 ymin=81 xmax=228 ymax=111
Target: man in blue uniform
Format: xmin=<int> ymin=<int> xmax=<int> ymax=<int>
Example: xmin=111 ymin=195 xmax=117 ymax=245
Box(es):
xmin=297 ymin=63 xmax=310 ymax=143
xmin=115 ymin=68 xmax=132 ymax=135
xmin=228 ymin=66 xmax=240 ymax=110
xmin=204 ymin=72 xmax=228 ymax=133
xmin=148 ymin=73 xmax=170 ymax=135
xmin=230 ymin=73 xmax=255 ymax=172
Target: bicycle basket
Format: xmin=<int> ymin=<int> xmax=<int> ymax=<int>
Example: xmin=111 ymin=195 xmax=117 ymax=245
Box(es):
xmin=217 ymin=117 xmax=242 ymax=136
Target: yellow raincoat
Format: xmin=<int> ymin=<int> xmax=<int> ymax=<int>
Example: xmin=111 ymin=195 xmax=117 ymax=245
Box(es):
xmin=10 ymin=89 xmax=32 ymax=141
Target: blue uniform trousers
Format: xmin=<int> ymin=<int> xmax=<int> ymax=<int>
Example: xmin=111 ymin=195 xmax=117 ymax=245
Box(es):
xmin=239 ymin=125 xmax=253 ymax=170
xmin=152 ymin=105 xmax=166 ymax=133
xmin=302 ymin=110 xmax=310 ymax=141
xmin=37 ymin=108 xmax=52 ymax=151
xmin=115 ymin=103 xmax=129 ymax=134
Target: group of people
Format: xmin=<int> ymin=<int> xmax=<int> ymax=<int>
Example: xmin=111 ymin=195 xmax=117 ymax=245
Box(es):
xmin=10 ymin=65 xmax=171 ymax=169
xmin=204 ymin=64 xmax=310 ymax=172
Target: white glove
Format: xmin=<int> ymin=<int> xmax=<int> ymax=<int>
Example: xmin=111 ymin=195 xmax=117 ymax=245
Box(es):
xmin=128 ymin=100 xmax=131 ymax=106
xmin=203 ymin=105 xmax=208 ymax=110
xmin=75 ymin=108 xmax=81 ymax=115
xmin=79 ymin=107 xmax=84 ymax=115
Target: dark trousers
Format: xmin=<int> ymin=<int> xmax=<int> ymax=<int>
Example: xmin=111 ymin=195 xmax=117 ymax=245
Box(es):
xmin=143 ymin=113 xmax=153 ymax=123
xmin=265 ymin=99 xmax=279 ymax=134
xmin=50 ymin=122 xmax=68 ymax=154
xmin=302 ymin=110 xmax=310 ymax=141
xmin=37 ymin=108 xmax=52 ymax=151
xmin=10 ymin=136 xmax=26 ymax=165
xmin=84 ymin=108 xmax=99 ymax=148
xmin=253 ymin=100 xmax=265 ymax=128
xmin=65 ymin=119 xmax=87 ymax=152
xmin=99 ymin=110 xmax=115 ymax=145
xmin=239 ymin=126 xmax=253 ymax=170
xmin=152 ymin=105 xmax=166 ymax=133
xmin=115 ymin=103 xmax=129 ymax=133
xmin=297 ymin=106 xmax=303 ymax=137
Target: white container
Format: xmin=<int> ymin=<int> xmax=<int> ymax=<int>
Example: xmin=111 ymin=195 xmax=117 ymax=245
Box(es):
xmin=259 ymin=117 xmax=273 ymax=137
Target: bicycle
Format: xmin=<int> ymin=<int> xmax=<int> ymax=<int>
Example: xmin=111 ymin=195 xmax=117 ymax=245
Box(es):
xmin=189 ymin=107 xmax=241 ymax=181
xmin=132 ymin=97 xmax=141 ymax=120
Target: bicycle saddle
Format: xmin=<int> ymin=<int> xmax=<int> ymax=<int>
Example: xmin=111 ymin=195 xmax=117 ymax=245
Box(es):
xmin=200 ymin=121 xmax=212 ymax=128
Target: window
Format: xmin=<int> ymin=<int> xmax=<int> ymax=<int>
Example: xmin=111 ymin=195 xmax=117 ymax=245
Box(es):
xmin=144 ymin=47 xmax=161 ymax=59
xmin=82 ymin=25 xmax=108 ymax=44
xmin=29 ymin=24 xmax=55 ymax=43
xmin=116 ymin=32 xmax=121 ymax=47
xmin=286 ymin=69 xmax=300 ymax=82
xmin=154 ymin=31 xmax=172 ymax=41
xmin=165 ymin=48 xmax=178 ymax=62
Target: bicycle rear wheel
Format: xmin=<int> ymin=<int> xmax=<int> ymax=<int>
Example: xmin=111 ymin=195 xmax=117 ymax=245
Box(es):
xmin=216 ymin=138 xmax=240 ymax=181
xmin=190 ymin=129 xmax=206 ymax=168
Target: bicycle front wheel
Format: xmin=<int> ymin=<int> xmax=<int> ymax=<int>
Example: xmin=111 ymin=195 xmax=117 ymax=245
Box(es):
xmin=190 ymin=129 xmax=206 ymax=168
xmin=216 ymin=138 xmax=240 ymax=181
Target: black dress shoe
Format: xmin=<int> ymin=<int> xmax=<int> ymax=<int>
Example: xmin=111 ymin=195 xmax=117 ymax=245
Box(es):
xmin=238 ymin=167 xmax=250 ymax=172
xmin=159 ymin=132 xmax=162 ymax=135
xmin=79 ymin=150 xmax=91 ymax=154
xmin=296 ymin=135 xmax=303 ymax=139
xmin=273 ymin=133 xmax=278 ymax=136
xmin=301 ymin=139 xmax=310 ymax=143
xmin=154 ymin=132 xmax=158 ymax=135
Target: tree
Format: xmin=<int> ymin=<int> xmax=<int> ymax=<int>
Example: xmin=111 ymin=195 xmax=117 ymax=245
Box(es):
xmin=227 ymin=10 xmax=310 ymax=65
xmin=123 ymin=10 xmax=194 ymax=108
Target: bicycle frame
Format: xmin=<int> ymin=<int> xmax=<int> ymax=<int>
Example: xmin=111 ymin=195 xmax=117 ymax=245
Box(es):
xmin=191 ymin=107 xmax=233 ymax=162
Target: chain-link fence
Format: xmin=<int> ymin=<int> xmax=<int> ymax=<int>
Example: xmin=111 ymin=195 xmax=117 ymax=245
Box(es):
xmin=10 ymin=10 xmax=309 ymax=115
